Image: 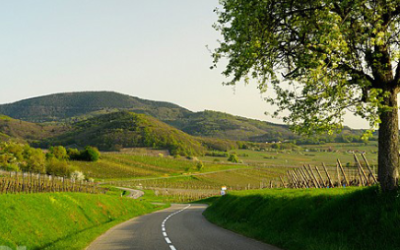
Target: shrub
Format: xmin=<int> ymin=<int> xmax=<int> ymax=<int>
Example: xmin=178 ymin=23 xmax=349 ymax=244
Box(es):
xmin=47 ymin=146 xmax=68 ymax=160
xmin=227 ymin=154 xmax=240 ymax=163
xmin=196 ymin=161 xmax=204 ymax=171
xmin=23 ymin=147 xmax=46 ymax=173
xmin=80 ymin=146 xmax=100 ymax=162
xmin=70 ymin=170 xmax=85 ymax=181
xmin=67 ymin=146 xmax=100 ymax=162
xmin=46 ymin=158 xmax=76 ymax=177
xmin=67 ymin=148 xmax=81 ymax=160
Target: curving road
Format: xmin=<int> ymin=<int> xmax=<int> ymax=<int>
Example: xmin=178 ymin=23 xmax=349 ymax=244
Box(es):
xmin=87 ymin=204 xmax=281 ymax=250
xmin=116 ymin=187 xmax=144 ymax=199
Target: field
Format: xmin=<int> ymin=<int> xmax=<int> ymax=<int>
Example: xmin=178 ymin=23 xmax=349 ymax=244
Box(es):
xmin=201 ymin=142 xmax=378 ymax=168
xmin=70 ymin=143 xmax=380 ymax=203
xmin=0 ymin=190 xmax=167 ymax=250
xmin=74 ymin=152 xmax=249 ymax=180
xmin=204 ymin=186 xmax=400 ymax=250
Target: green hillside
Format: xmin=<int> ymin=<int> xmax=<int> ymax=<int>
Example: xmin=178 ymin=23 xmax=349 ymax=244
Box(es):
xmin=37 ymin=111 xmax=206 ymax=156
xmin=168 ymin=110 xmax=369 ymax=143
xmin=0 ymin=92 xmax=371 ymax=144
xmin=204 ymin=187 xmax=400 ymax=250
xmin=167 ymin=110 xmax=295 ymax=142
xmin=0 ymin=192 xmax=166 ymax=250
xmin=0 ymin=91 xmax=191 ymax=122
xmin=0 ymin=115 xmax=64 ymax=143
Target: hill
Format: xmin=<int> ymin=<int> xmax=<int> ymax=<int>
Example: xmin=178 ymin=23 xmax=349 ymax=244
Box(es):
xmin=0 ymin=91 xmax=191 ymax=122
xmin=37 ymin=111 xmax=206 ymax=156
xmin=168 ymin=110 xmax=368 ymax=144
xmin=0 ymin=115 xmax=64 ymax=143
xmin=0 ymin=92 xmax=370 ymax=144
xmin=167 ymin=110 xmax=295 ymax=142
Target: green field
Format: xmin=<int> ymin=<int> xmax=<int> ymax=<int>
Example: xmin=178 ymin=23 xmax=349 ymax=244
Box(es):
xmin=204 ymin=186 xmax=400 ymax=250
xmin=74 ymin=152 xmax=249 ymax=180
xmin=0 ymin=191 xmax=167 ymax=250
xmin=200 ymin=142 xmax=378 ymax=168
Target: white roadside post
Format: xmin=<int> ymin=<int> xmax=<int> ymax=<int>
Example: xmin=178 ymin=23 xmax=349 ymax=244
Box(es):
xmin=221 ymin=186 xmax=227 ymax=196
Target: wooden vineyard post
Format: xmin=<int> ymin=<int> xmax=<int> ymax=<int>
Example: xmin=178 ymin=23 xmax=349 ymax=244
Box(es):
xmin=337 ymin=159 xmax=349 ymax=187
xmin=292 ymin=171 xmax=303 ymax=188
xmin=336 ymin=163 xmax=341 ymax=187
xmin=287 ymin=171 xmax=297 ymax=188
xmin=297 ymin=169 xmax=308 ymax=188
xmin=301 ymin=166 xmax=312 ymax=187
xmin=361 ymin=153 xmax=378 ymax=184
xmin=303 ymin=165 xmax=318 ymax=188
xmin=14 ymin=171 xmax=18 ymax=194
xmin=354 ymin=154 xmax=369 ymax=185
xmin=22 ymin=172 xmax=25 ymax=193
xmin=38 ymin=173 xmax=41 ymax=192
xmin=314 ymin=166 xmax=326 ymax=188
xmin=357 ymin=165 xmax=363 ymax=186
xmin=280 ymin=176 xmax=287 ymax=188
xmin=52 ymin=175 xmax=55 ymax=192
xmin=269 ymin=180 xmax=273 ymax=189
xmin=308 ymin=165 xmax=321 ymax=188
xmin=322 ymin=163 xmax=334 ymax=188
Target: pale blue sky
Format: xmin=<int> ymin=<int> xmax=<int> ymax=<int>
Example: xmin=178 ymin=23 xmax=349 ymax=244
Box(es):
xmin=0 ymin=0 xmax=368 ymax=128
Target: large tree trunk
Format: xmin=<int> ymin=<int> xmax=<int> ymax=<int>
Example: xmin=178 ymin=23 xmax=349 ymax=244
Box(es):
xmin=378 ymin=89 xmax=399 ymax=191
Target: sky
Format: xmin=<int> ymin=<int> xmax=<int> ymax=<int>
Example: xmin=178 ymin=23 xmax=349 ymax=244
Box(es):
xmin=0 ymin=0 xmax=369 ymax=129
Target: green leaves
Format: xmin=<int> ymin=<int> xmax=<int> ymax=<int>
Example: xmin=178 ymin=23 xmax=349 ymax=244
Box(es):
xmin=213 ymin=0 xmax=400 ymax=135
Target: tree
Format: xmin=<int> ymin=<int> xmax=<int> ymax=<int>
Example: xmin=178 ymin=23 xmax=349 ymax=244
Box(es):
xmin=48 ymin=146 xmax=68 ymax=160
xmin=212 ymin=0 xmax=400 ymax=191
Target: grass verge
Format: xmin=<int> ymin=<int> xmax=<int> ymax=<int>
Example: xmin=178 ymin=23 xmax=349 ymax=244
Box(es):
xmin=0 ymin=192 xmax=168 ymax=250
xmin=204 ymin=186 xmax=400 ymax=250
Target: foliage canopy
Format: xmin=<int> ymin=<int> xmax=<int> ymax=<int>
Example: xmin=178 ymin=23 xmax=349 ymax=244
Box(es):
xmin=213 ymin=0 xmax=400 ymax=135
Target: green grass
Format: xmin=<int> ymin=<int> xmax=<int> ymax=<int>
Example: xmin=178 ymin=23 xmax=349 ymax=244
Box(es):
xmin=199 ymin=143 xmax=378 ymax=168
xmin=112 ymin=166 xmax=290 ymax=190
xmin=74 ymin=152 xmax=248 ymax=180
xmin=204 ymin=186 xmax=400 ymax=250
xmin=0 ymin=192 xmax=168 ymax=250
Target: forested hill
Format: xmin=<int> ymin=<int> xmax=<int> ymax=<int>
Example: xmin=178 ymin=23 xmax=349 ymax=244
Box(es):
xmin=37 ymin=111 xmax=206 ymax=156
xmin=166 ymin=110 xmax=294 ymax=142
xmin=0 ymin=91 xmax=369 ymax=144
xmin=0 ymin=91 xmax=191 ymax=122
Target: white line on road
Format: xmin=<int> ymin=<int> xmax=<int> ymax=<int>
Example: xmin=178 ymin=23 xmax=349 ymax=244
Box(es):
xmin=161 ymin=204 xmax=191 ymax=250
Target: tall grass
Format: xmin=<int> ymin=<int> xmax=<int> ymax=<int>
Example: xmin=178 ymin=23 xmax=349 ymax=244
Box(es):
xmin=204 ymin=186 xmax=400 ymax=250
xmin=0 ymin=192 xmax=167 ymax=250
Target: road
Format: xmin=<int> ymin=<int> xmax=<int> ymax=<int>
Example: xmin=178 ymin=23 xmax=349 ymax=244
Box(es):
xmin=87 ymin=204 xmax=281 ymax=250
xmin=116 ymin=187 xmax=144 ymax=199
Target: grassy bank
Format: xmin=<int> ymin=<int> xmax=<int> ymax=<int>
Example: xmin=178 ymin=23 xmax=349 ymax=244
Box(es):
xmin=0 ymin=192 xmax=167 ymax=250
xmin=204 ymin=187 xmax=400 ymax=250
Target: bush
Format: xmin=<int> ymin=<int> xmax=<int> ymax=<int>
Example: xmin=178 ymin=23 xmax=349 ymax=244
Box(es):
xmin=70 ymin=170 xmax=85 ymax=181
xmin=196 ymin=161 xmax=204 ymax=171
xmin=23 ymin=147 xmax=46 ymax=173
xmin=67 ymin=146 xmax=100 ymax=162
xmin=80 ymin=146 xmax=100 ymax=161
xmin=227 ymin=154 xmax=240 ymax=163
xmin=46 ymin=158 xmax=76 ymax=177
xmin=48 ymin=146 xmax=68 ymax=160
xmin=67 ymin=148 xmax=80 ymax=160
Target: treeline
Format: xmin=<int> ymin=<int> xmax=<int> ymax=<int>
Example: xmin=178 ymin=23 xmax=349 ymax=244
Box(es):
xmin=0 ymin=142 xmax=100 ymax=178
xmin=37 ymin=111 xmax=206 ymax=157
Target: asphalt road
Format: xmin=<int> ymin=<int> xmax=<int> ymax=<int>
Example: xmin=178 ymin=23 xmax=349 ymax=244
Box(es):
xmin=116 ymin=187 xmax=144 ymax=199
xmin=87 ymin=204 xmax=281 ymax=250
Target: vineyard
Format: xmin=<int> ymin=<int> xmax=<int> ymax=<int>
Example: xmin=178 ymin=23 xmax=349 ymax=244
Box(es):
xmin=0 ymin=170 xmax=101 ymax=194
xmin=74 ymin=152 xmax=248 ymax=179
xmin=107 ymin=166 xmax=292 ymax=190
xmin=280 ymin=154 xmax=377 ymax=188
